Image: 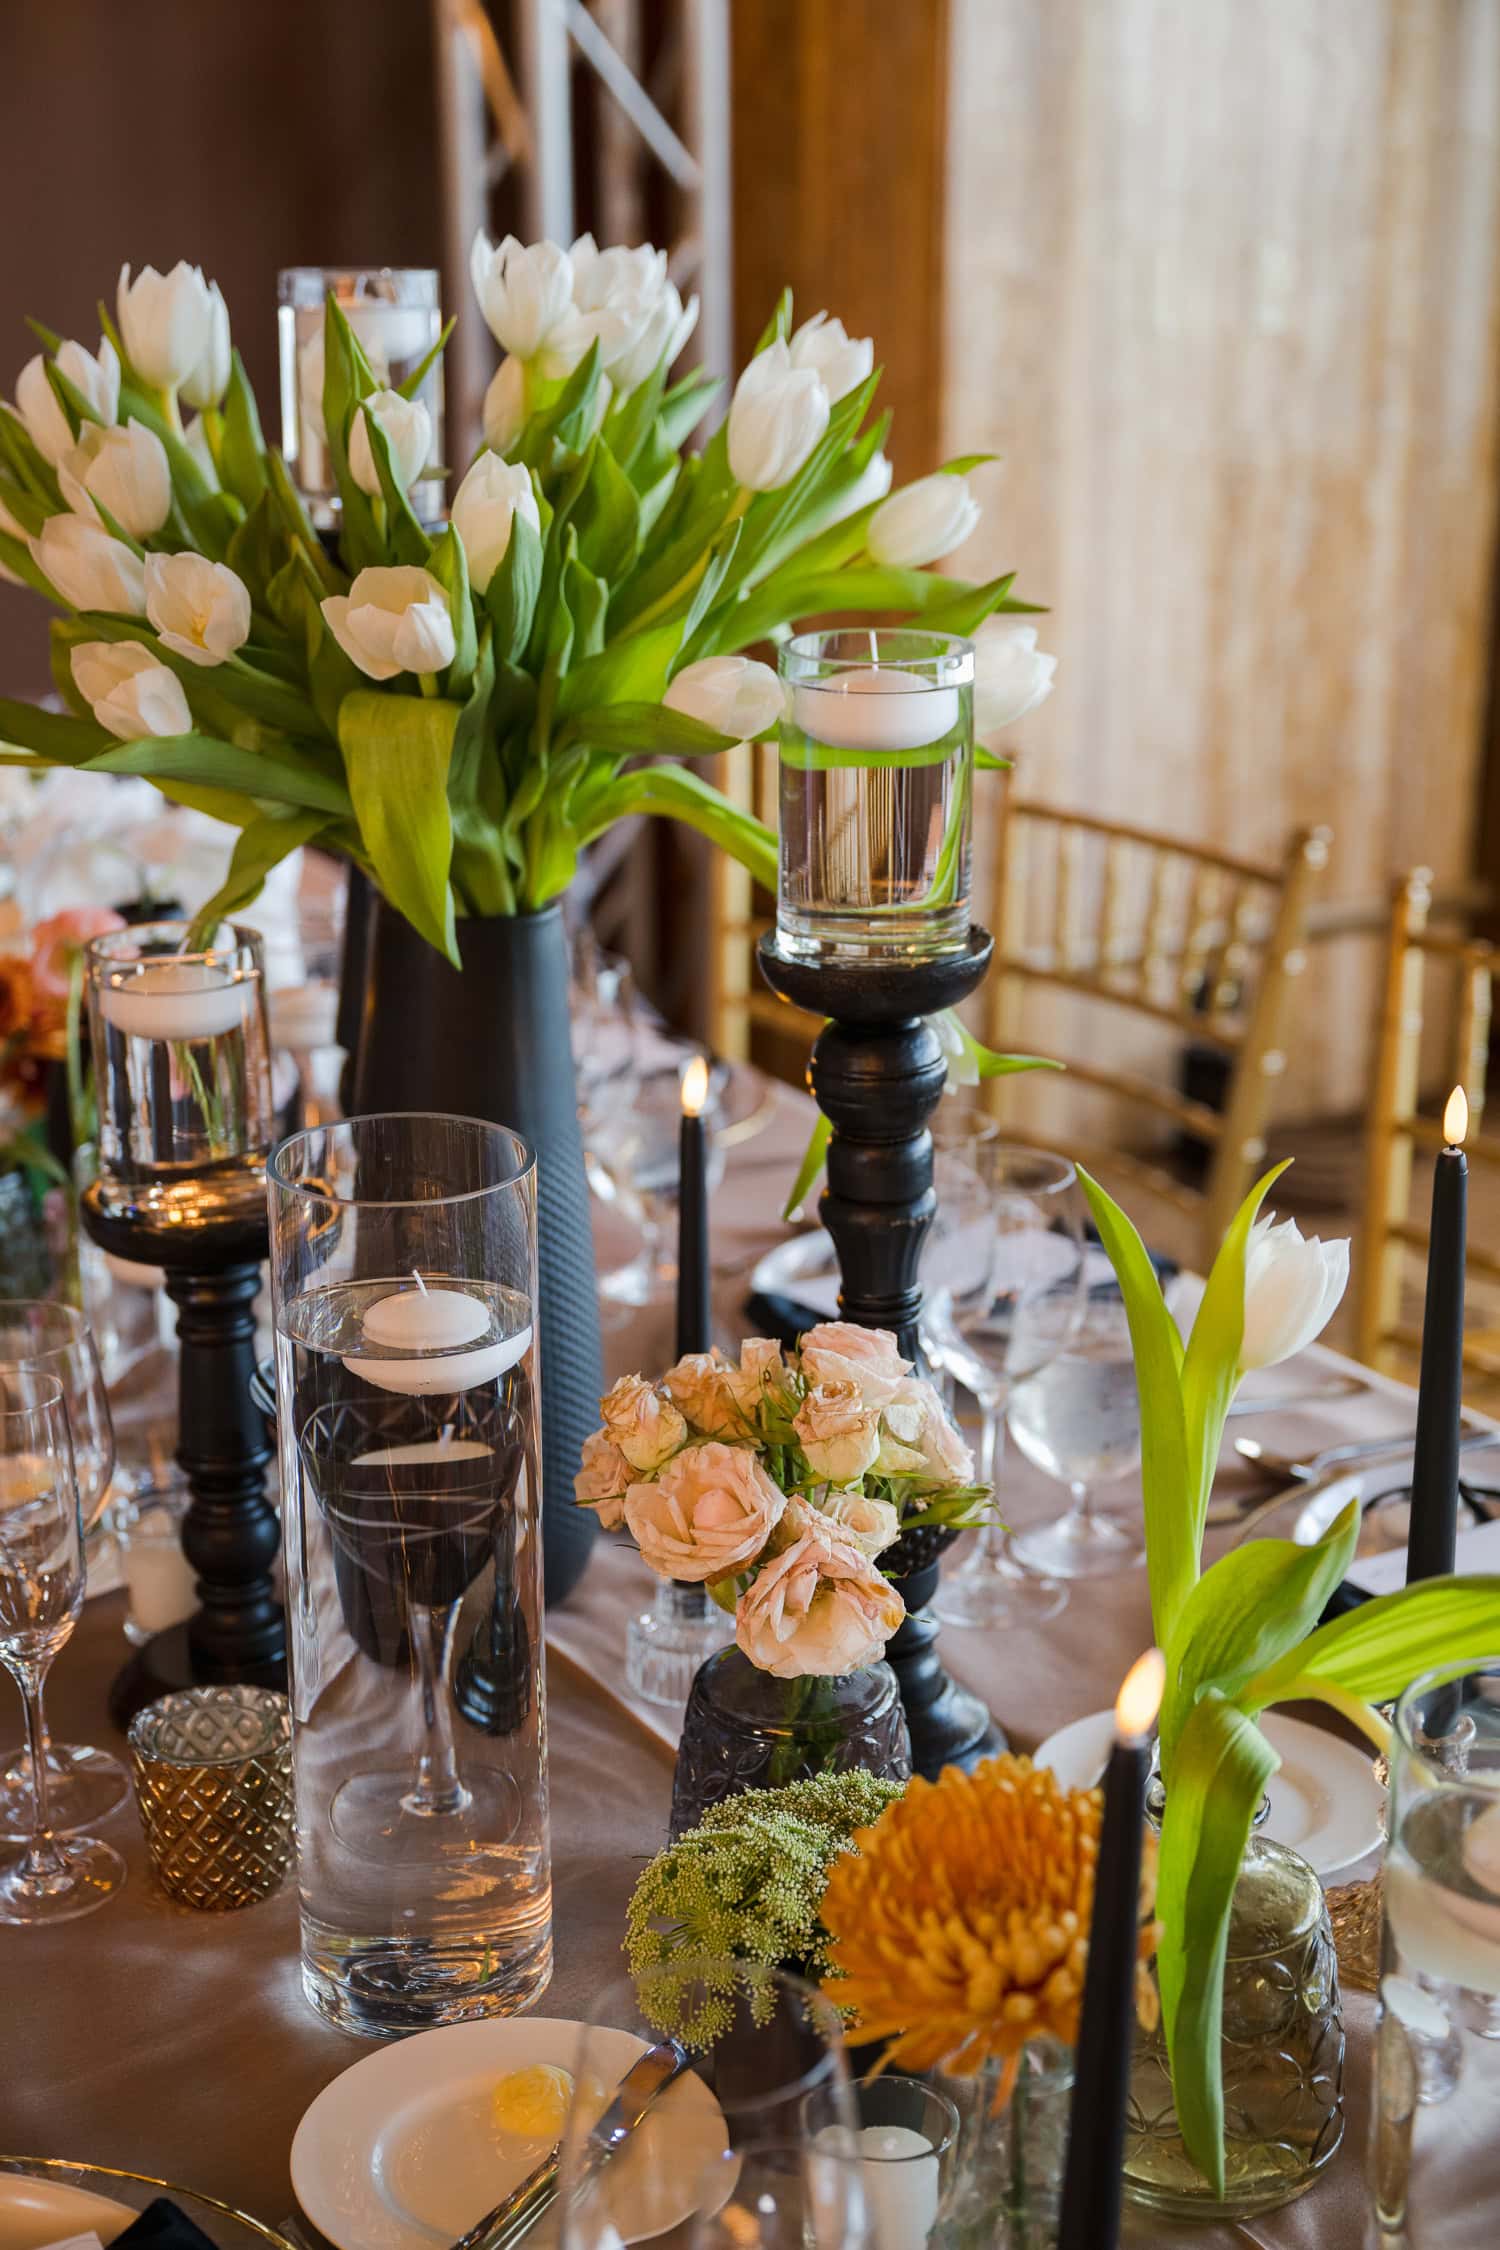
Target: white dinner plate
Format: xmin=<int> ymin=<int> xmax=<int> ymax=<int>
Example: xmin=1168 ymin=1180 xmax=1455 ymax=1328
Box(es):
xmin=750 ymin=1230 xmax=842 ymax=1320
xmin=1033 ymin=1708 xmax=1384 ymax=1880
xmin=291 ymin=2018 xmax=727 ymax=2250
xmin=0 ymin=2174 xmax=134 ymax=2248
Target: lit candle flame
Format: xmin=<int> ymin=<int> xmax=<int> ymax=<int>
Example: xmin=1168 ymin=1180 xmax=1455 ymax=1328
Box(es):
xmin=681 ymin=1055 xmax=710 ymax=1118
xmin=1114 ymin=1648 xmax=1166 ymax=1745
xmin=1444 ymin=1086 xmax=1469 ymax=1148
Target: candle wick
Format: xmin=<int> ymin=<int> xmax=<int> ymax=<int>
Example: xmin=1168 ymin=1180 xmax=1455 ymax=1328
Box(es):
xmin=412 ymin=1271 xmax=428 ymax=1295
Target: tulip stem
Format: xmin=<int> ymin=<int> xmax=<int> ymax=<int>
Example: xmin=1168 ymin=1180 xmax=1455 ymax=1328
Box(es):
xmin=418 ymin=672 xmax=439 ymax=699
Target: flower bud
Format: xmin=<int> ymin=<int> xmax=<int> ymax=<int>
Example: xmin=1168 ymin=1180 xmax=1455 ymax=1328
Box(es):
xmin=867 ymin=472 xmax=980 ymax=569
xmin=973 ymin=621 xmax=1057 ymax=733
xmin=348 ymin=388 xmax=432 ymax=497
xmin=320 ymin=565 xmax=456 ymax=682
xmin=469 ymin=232 xmax=575 ymax=359
xmin=727 ymin=341 xmax=830 ymax=491
xmin=450 ymin=452 xmax=540 ymax=593
xmin=144 ymin=553 xmax=252 ymax=667
xmin=180 ymin=281 xmax=232 ymax=411
xmin=663 ymin=655 xmax=782 ymax=739
xmin=70 ymin=640 xmax=191 ymax=741
xmin=1239 ymin=1216 xmax=1350 ymax=1372
xmin=117 ymin=262 xmax=215 ymax=391
xmin=31 ymin=515 xmax=146 ymax=614
xmin=59 ymin=418 xmax=172 ymax=539
xmin=14 ymin=338 xmax=120 ymax=467
xmin=789 ymin=312 xmax=874 ymax=404
xmin=482 ymin=356 xmax=527 ymax=454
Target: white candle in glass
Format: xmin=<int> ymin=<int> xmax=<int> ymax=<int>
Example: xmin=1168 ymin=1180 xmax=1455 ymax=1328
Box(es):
xmin=99 ymin=961 xmax=250 ymax=1042
xmin=793 ymin=667 xmax=958 ymax=753
xmin=343 ymin=1276 xmax=531 ymax=1396
xmin=816 ymin=2123 xmax=940 ymax=2249
xmin=124 ymin=1520 xmax=198 ymax=1635
xmin=351 ymin=1437 xmax=493 ymax=1468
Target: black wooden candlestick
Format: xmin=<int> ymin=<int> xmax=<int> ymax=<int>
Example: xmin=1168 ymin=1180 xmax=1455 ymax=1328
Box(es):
xmin=757 ymin=928 xmax=1004 ymax=1777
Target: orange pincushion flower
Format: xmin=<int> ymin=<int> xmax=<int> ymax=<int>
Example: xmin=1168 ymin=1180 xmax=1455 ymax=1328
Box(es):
xmin=820 ymin=1753 xmax=1158 ymax=2091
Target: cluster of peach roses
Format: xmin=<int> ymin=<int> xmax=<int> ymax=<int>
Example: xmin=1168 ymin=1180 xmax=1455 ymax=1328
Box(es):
xmin=573 ymin=1322 xmax=985 ymax=1680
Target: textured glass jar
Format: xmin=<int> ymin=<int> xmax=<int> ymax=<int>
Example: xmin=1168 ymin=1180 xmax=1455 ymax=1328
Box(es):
xmin=669 ymin=1647 xmax=911 ymax=1839
xmin=935 ymin=2039 xmax=1073 ymax=2248
xmin=1125 ymin=1795 xmax=1345 ymax=2221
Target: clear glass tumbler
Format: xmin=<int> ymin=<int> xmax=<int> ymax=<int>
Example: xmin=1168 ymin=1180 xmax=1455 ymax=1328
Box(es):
xmin=1374 ymin=1658 xmax=1500 ymax=2241
xmin=268 ymin=1113 xmax=551 ymax=2035
xmin=777 ymin=628 xmax=975 ymax=964
xmin=277 ymin=267 xmax=445 ymax=527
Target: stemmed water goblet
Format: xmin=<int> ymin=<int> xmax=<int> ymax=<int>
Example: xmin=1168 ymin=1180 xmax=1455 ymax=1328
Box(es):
xmin=0 ymin=1366 xmax=126 ymax=1923
xmin=0 ymin=1301 xmax=125 ymax=1838
xmin=926 ymin=1147 xmax=1086 ymax=1629
xmin=1007 ymin=1271 xmax=1144 ymax=1577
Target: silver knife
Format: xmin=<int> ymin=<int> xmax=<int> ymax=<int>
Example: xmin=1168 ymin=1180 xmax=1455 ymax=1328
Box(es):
xmin=449 ymin=2036 xmax=690 ymax=2250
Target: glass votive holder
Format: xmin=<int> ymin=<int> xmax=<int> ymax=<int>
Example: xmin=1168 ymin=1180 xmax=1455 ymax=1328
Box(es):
xmin=128 ymin=1687 xmax=293 ymax=1911
xmin=114 ymin=1477 xmax=197 ymax=1646
xmin=777 ymin=627 xmax=976 ymax=964
xmin=277 ymin=266 xmax=445 ymax=527
xmin=839 ymin=2077 xmax=961 ymax=2249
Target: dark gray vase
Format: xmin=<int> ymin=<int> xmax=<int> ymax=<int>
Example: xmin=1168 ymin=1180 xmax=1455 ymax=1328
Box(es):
xmin=345 ymin=892 xmax=600 ymax=1606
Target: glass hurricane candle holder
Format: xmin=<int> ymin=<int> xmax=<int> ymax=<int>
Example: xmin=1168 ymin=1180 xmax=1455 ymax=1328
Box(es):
xmin=777 ymin=628 xmax=976 ymax=964
xmin=278 ymin=267 xmax=445 ymax=528
xmin=127 ymin=1685 xmax=292 ymax=1911
xmin=268 ymin=1113 xmax=551 ymax=2035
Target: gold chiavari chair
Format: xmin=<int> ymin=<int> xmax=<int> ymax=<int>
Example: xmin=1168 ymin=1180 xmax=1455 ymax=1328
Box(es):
xmin=1355 ymin=867 xmax=1498 ymax=1388
xmin=982 ymin=798 xmax=1331 ymax=1270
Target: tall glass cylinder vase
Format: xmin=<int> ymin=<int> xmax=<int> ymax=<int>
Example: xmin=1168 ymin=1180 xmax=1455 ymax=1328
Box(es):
xmin=277 ymin=267 xmax=445 ymax=529
xmin=777 ymin=628 xmax=975 ymax=963
xmin=268 ymin=1114 xmax=550 ymax=2035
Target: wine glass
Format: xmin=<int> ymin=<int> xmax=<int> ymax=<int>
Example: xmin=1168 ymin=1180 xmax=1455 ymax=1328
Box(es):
xmin=559 ymin=1963 xmax=863 ymax=2250
xmin=927 ymin=1148 xmax=1086 ymax=1629
xmin=0 ymin=1366 xmax=126 ymax=1923
xmin=585 ymin=1056 xmax=726 ymax=1307
xmin=1007 ymin=1273 xmax=1145 ymax=1577
xmin=0 ymin=1300 xmax=127 ymax=1839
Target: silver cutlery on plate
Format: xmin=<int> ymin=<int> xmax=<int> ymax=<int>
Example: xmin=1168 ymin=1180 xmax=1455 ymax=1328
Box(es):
xmin=1207 ymin=1426 xmax=1499 ymax=1525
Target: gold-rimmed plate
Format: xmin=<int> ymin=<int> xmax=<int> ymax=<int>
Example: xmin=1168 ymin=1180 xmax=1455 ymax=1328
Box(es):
xmin=0 ymin=2160 xmax=295 ymax=2250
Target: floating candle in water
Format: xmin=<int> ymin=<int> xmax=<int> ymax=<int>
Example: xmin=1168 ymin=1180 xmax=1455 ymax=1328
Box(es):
xmin=99 ymin=960 xmax=250 ymax=1042
xmin=343 ymin=1276 xmax=531 ymax=1397
xmin=351 ymin=1438 xmax=493 ymax=1469
xmin=792 ymin=666 xmax=959 ymax=753
xmin=362 ymin=1284 xmax=489 ymax=1353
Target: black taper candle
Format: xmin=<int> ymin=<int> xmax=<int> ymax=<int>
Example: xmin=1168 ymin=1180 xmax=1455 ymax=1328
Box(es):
xmin=676 ymin=1056 xmax=711 ymax=1358
xmin=1407 ymin=1086 xmax=1469 ymax=1584
xmin=1057 ymin=1649 xmax=1165 ymax=2250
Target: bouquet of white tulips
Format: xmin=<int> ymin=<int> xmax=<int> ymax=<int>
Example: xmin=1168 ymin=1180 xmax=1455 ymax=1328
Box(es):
xmin=0 ymin=243 xmax=1054 ymax=967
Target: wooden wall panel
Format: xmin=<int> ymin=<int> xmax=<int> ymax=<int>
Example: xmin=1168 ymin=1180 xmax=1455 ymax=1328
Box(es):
xmin=945 ymin=0 xmax=1500 ymax=1117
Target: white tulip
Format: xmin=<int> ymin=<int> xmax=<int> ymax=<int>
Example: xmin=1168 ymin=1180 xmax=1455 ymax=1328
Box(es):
xmin=607 ymin=281 xmax=699 ymax=391
xmin=664 ymin=655 xmax=783 ymax=740
xmin=727 ymin=341 xmax=830 ymax=491
xmin=180 ymin=281 xmax=231 ymax=411
xmin=181 ymin=414 xmax=217 ymax=483
xmin=117 ymin=262 xmax=215 ymax=391
xmin=59 ymin=418 xmax=172 ymax=539
xmin=564 ymin=236 xmax=695 ymax=390
xmin=789 ymin=312 xmax=874 ymax=404
xmin=0 ymin=492 xmax=24 ymax=585
xmin=144 ymin=553 xmax=251 ymax=667
xmin=14 ymin=338 xmax=120 ymax=467
xmin=867 ymin=472 xmax=981 ymax=568
xmin=31 ymin=515 xmax=146 ymax=614
xmin=450 ymin=452 xmax=540 ymax=593
xmin=321 ymin=566 xmax=455 ymax=682
xmin=482 ymin=356 xmax=527 ymax=454
xmin=1238 ymin=1215 xmax=1350 ymax=1372
xmin=823 ymin=449 xmax=893 ymax=528
xmin=972 ymin=621 xmax=1058 ymax=733
xmin=348 ymin=388 xmax=432 ymax=497
xmin=70 ymin=640 xmax=191 ymax=741
xmin=569 ymin=235 xmax=668 ymax=314
xmin=469 ymin=232 xmax=575 ymax=359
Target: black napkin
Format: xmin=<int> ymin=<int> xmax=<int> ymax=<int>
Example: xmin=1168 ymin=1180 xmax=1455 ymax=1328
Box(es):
xmin=109 ymin=2198 xmax=221 ymax=2250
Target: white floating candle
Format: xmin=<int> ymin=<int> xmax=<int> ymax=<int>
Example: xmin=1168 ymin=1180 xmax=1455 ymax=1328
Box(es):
xmin=351 ymin=1438 xmax=493 ymax=1469
xmin=793 ymin=667 xmax=958 ymax=753
xmin=123 ymin=1521 xmax=198 ymax=1634
xmin=99 ymin=961 xmax=250 ymax=1042
xmin=342 ymin=1281 xmax=532 ymax=1396
xmin=362 ymin=1286 xmax=489 ymax=1353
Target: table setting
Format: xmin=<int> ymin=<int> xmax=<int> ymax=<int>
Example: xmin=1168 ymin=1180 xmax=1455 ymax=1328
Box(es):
xmin=0 ymin=230 xmax=1495 ymax=2250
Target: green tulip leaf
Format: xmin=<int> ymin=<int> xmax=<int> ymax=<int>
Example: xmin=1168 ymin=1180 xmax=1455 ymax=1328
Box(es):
xmin=484 ymin=507 xmax=544 ymax=664
xmin=1180 ymin=1164 xmax=1290 ymax=1556
xmin=189 ymin=806 xmax=330 ymax=930
xmin=395 ymin=317 xmax=455 ymax=402
xmin=84 ymin=732 xmax=352 ymax=816
xmin=0 ymin=696 xmax=108 ymax=763
xmin=783 ymin=1115 xmax=832 ymax=1225
xmin=1242 ymin=1575 xmax=1500 ymax=1717
xmin=426 ymin=525 xmax=477 ymax=698
xmin=217 ymin=351 xmax=269 ymax=511
xmin=339 ymin=690 xmax=458 ymax=965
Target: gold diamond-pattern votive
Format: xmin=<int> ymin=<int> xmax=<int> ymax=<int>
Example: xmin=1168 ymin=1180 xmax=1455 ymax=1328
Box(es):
xmin=128 ymin=1687 xmax=293 ymax=1911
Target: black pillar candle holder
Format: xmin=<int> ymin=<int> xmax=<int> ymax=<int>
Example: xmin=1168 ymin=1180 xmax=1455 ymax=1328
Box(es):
xmin=757 ymin=928 xmax=1005 ymax=1778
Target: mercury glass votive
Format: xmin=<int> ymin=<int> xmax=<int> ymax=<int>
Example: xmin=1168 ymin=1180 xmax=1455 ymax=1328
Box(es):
xmin=277 ymin=267 xmax=445 ymax=527
xmin=128 ymin=1687 xmax=293 ymax=1911
xmin=777 ymin=628 xmax=976 ymax=964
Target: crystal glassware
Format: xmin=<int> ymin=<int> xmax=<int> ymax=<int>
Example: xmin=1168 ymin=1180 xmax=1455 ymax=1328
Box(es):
xmin=777 ymin=627 xmax=976 ymax=964
xmin=1006 ymin=1274 xmax=1145 ymax=1578
xmin=559 ymin=1964 xmax=864 ymax=2250
xmin=584 ymin=1056 xmax=726 ymax=1307
xmin=626 ymin=1578 xmax=732 ymax=1708
xmin=822 ymin=2075 xmax=961 ymax=2249
xmin=0 ymin=1300 xmax=126 ymax=1840
xmin=268 ymin=1112 xmax=550 ymax=2034
xmin=277 ymin=266 xmax=445 ymax=528
xmin=128 ymin=1686 xmax=293 ymax=1911
xmin=1374 ymin=1658 xmax=1500 ymax=2241
xmin=0 ymin=1367 xmax=126 ymax=1924
xmin=926 ymin=1148 xmax=1085 ymax=1629
xmin=936 ymin=2040 xmax=1074 ymax=2248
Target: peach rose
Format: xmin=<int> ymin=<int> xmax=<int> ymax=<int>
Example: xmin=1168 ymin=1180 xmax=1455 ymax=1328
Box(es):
xmin=30 ymin=907 xmax=126 ymax=1002
xmin=883 ymin=1377 xmax=976 ymax=1485
xmin=723 ymin=1336 xmax=788 ymax=1419
xmin=799 ymin=1321 xmax=910 ymax=1409
xmin=735 ymin=1520 xmax=905 ymax=1678
xmin=600 ymin=1372 xmax=687 ymax=1473
xmin=803 ymin=1488 xmax=901 ymax=1560
xmin=625 ymin=1440 xmax=786 ymax=1582
xmin=662 ymin=1349 xmax=745 ymax=1439
xmin=573 ymin=1430 xmax=633 ymax=1529
xmin=793 ymin=1378 xmax=882 ymax=1483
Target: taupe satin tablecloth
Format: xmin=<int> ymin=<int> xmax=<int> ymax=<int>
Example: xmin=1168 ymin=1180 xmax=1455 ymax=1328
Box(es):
xmin=4 ymin=1077 xmax=1478 ymax=2247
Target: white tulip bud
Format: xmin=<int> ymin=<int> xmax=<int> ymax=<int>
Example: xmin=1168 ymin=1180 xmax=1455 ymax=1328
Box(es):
xmin=972 ymin=621 xmax=1058 ymax=733
xmin=823 ymin=450 xmax=894 ymax=528
xmin=117 ymin=262 xmax=216 ymax=391
xmin=663 ymin=655 xmax=783 ymax=740
xmin=1238 ymin=1216 xmax=1350 ymax=1372
xmin=867 ymin=472 xmax=981 ymax=569
xmin=469 ymin=232 xmax=575 ymax=359
xmin=482 ymin=357 xmax=527 ymax=454
xmin=31 ymin=515 xmax=146 ymax=614
xmin=144 ymin=553 xmax=252 ymax=667
xmin=180 ymin=281 xmax=232 ymax=411
xmin=321 ymin=565 xmax=456 ymax=682
xmin=70 ymin=640 xmax=191 ymax=741
xmin=727 ymin=341 xmax=830 ymax=491
xmin=0 ymin=491 xmax=23 ymax=585
xmin=14 ymin=338 xmax=120 ymax=467
xmin=181 ymin=414 xmax=218 ymax=483
xmin=450 ymin=452 xmax=540 ymax=594
xmin=570 ymin=236 xmax=668 ymax=313
xmin=348 ymin=388 xmax=433 ymax=497
xmin=789 ymin=312 xmax=874 ymax=404
xmin=606 ymin=281 xmax=699 ymax=392
xmin=59 ymin=418 xmax=172 ymax=539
